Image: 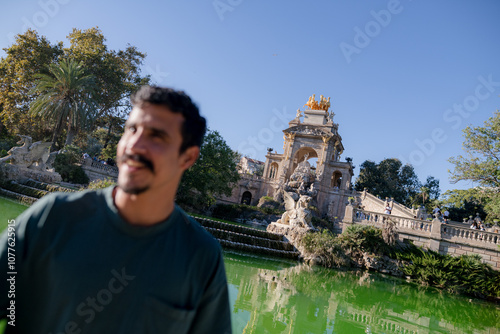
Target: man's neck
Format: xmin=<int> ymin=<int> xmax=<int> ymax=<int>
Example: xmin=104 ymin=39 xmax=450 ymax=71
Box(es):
xmin=113 ymin=187 xmax=175 ymax=226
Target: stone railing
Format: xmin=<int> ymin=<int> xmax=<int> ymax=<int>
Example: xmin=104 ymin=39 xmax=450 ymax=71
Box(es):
xmin=441 ymin=224 xmax=499 ymax=249
xmin=349 ymin=208 xmax=500 ymax=269
xmin=354 ymin=209 xmax=433 ymax=235
xmin=80 ymin=158 xmax=118 ymax=182
xmin=81 ymin=158 xmax=118 ymax=174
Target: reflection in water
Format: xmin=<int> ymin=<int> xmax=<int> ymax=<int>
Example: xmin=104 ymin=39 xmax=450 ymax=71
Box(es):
xmin=224 ymin=251 xmax=500 ymax=334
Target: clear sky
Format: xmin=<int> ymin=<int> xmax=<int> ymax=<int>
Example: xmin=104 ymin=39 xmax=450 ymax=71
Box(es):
xmin=1 ymin=0 xmax=499 ymax=195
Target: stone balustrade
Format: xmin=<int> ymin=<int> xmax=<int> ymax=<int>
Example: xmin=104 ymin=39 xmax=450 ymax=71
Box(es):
xmin=441 ymin=224 xmax=499 ymax=249
xmin=354 ymin=209 xmax=433 ymax=235
xmin=80 ymin=158 xmax=118 ymax=182
xmin=349 ymin=208 xmax=500 ymax=269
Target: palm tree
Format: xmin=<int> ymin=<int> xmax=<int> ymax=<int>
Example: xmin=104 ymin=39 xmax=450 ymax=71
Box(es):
xmin=420 ymin=187 xmax=429 ymax=205
xmin=30 ymin=59 xmax=97 ymax=149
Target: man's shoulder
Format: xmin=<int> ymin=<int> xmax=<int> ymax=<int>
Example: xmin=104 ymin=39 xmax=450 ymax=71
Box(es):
xmin=40 ymin=187 xmax=109 ymax=207
xmin=20 ymin=187 xmax=112 ymax=221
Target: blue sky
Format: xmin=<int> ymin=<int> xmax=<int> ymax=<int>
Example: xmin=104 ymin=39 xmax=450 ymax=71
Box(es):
xmin=1 ymin=0 xmax=499 ymax=195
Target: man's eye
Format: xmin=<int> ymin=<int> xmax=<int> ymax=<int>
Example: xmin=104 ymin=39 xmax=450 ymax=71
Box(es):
xmin=127 ymin=126 xmax=136 ymax=133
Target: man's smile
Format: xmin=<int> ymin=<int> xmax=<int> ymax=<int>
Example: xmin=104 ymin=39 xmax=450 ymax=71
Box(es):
xmin=120 ymin=154 xmax=154 ymax=173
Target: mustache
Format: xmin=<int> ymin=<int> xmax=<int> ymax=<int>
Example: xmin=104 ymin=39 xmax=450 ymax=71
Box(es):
xmin=119 ymin=154 xmax=154 ymax=172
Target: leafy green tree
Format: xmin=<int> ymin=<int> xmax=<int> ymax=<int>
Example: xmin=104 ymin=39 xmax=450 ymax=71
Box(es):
xmin=410 ymin=176 xmax=441 ymax=212
xmin=354 ymin=158 xmax=427 ymax=206
xmin=177 ymin=130 xmax=240 ymax=210
xmin=449 ymin=111 xmax=500 ymax=188
xmin=447 ymin=111 xmax=500 ymax=221
xmin=0 ymin=27 xmax=149 ymax=149
xmin=29 ymin=59 xmax=97 ymax=148
xmin=440 ymin=189 xmax=487 ymax=222
xmin=0 ymin=29 xmax=63 ymax=139
xmin=64 ymin=27 xmax=149 ymax=131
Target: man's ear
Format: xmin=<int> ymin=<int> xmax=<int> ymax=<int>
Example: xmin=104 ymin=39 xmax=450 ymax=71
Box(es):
xmin=179 ymin=146 xmax=200 ymax=171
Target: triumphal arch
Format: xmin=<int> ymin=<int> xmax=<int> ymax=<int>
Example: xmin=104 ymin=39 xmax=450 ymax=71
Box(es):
xmin=221 ymin=94 xmax=355 ymax=221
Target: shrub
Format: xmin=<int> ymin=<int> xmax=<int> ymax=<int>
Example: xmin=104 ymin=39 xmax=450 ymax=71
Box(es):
xmin=0 ymin=181 xmax=48 ymax=199
xmin=211 ymin=203 xmax=283 ymax=221
xmin=311 ymin=216 xmax=332 ymax=231
xmin=212 ymin=203 xmax=250 ymax=220
xmin=395 ymin=246 xmax=500 ymax=299
xmin=338 ymin=224 xmax=389 ymax=256
xmin=300 ymin=230 xmax=350 ymax=268
xmin=53 ymin=145 xmax=89 ymax=185
xmin=86 ymin=179 xmax=116 ymax=190
xmin=23 ymin=180 xmax=73 ymax=193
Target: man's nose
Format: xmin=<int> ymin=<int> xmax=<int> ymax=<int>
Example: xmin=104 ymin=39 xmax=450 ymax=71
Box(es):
xmin=127 ymin=130 xmax=147 ymax=152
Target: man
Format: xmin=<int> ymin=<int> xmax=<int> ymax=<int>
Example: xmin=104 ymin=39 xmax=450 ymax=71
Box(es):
xmin=0 ymin=86 xmax=232 ymax=333
xmin=443 ymin=209 xmax=450 ymax=223
xmin=432 ymin=206 xmax=441 ymax=218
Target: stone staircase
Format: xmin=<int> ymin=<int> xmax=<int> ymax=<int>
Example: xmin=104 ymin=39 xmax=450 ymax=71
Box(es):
xmin=0 ymin=179 xmax=74 ymax=205
xmin=193 ymin=217 xmax=300 ymax=260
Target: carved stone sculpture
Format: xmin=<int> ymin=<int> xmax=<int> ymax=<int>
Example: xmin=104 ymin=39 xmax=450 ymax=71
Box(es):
xmin=0 ymin=135 xmax=52 ymax=170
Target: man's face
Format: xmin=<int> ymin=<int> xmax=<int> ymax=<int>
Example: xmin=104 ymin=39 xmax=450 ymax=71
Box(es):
xmin=116 ymin=103 xmax=197 ymax=195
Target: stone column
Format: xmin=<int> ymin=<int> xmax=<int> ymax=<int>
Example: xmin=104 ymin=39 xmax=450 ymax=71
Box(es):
xmin=429 ymin=216 xmax=442 ymax=252
xmin=342 ymin=202 xmax=355 ymax=232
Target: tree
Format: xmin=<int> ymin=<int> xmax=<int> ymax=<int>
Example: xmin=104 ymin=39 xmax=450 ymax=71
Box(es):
xmin=354 ymin=158 xmax=426 ymax=206
xmin=0 ymin=29 xmax=63 ymax=140
xmin=64 ymin=27 xmax=149 ymax=133
xmin=410 ymin=176 xmax=441 ymax=211
xmin=176 ymin=130 xmax=240 ymax=210
xmin=0 ymin=27 xmax=149 ymax=150
xmin=440 ymin=188 xmax=488 ymax=222
xmin=448 ymin=111 xmax=500 ymax=188
xmin=29 ymin=59 xmax=97 ymax=148
xmin=447 ymin=111 xmax=500 ymax=221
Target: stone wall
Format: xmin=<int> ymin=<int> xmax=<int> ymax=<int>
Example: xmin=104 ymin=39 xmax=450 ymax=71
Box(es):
xmin=80 ymin=158 xmax=118 ymax=182
xmin=0 ymin=163 xmax=62 ymax=183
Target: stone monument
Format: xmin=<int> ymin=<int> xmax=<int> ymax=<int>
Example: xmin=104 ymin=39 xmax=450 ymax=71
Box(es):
xmin=0 ymin=135 xmax=61 ymax=183
xmin=267 ymin=157 xmax=318 ymax=247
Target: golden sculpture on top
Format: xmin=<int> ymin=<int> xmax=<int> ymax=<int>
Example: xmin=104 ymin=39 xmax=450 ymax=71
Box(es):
xmin=304 ymin=94 xmax=330 ymax=111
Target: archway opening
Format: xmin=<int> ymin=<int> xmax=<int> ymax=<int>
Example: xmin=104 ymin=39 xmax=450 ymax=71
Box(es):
xmin=241 ymin=191 xmax=252 ymax=205
xmin=269 ymin=162 xmax=279 ymax=179
xmin=291 ymin=147 xmax=318 ymax=175
xmin=331 ymin=171 xmax=342 ymax=189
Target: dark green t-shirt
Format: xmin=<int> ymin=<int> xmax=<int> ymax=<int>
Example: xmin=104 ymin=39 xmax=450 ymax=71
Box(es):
xmin=0 ymin=187 xmax=231 ymax=333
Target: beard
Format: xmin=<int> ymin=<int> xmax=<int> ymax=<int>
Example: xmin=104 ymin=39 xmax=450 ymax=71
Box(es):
xmin=116 ymin=153 xmax=155 ymax=195
xmin=117 ymin=181 xmax=150 ymax=195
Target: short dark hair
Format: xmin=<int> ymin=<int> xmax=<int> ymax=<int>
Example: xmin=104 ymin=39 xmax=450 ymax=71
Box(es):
xmin=131 ymin=85 xmax=206 ymax=152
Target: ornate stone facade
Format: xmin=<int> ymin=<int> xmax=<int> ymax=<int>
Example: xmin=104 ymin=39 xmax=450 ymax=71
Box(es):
xmin=220 ymin=95 xmax=355 ymax=221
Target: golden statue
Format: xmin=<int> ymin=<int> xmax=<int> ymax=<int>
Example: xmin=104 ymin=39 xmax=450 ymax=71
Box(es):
xmin=304 ymin=94 xmax=331 ymax=111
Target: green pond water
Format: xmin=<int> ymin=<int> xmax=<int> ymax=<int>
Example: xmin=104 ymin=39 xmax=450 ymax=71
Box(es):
xmin=224 ymin=251 xmax=500 ymax=334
